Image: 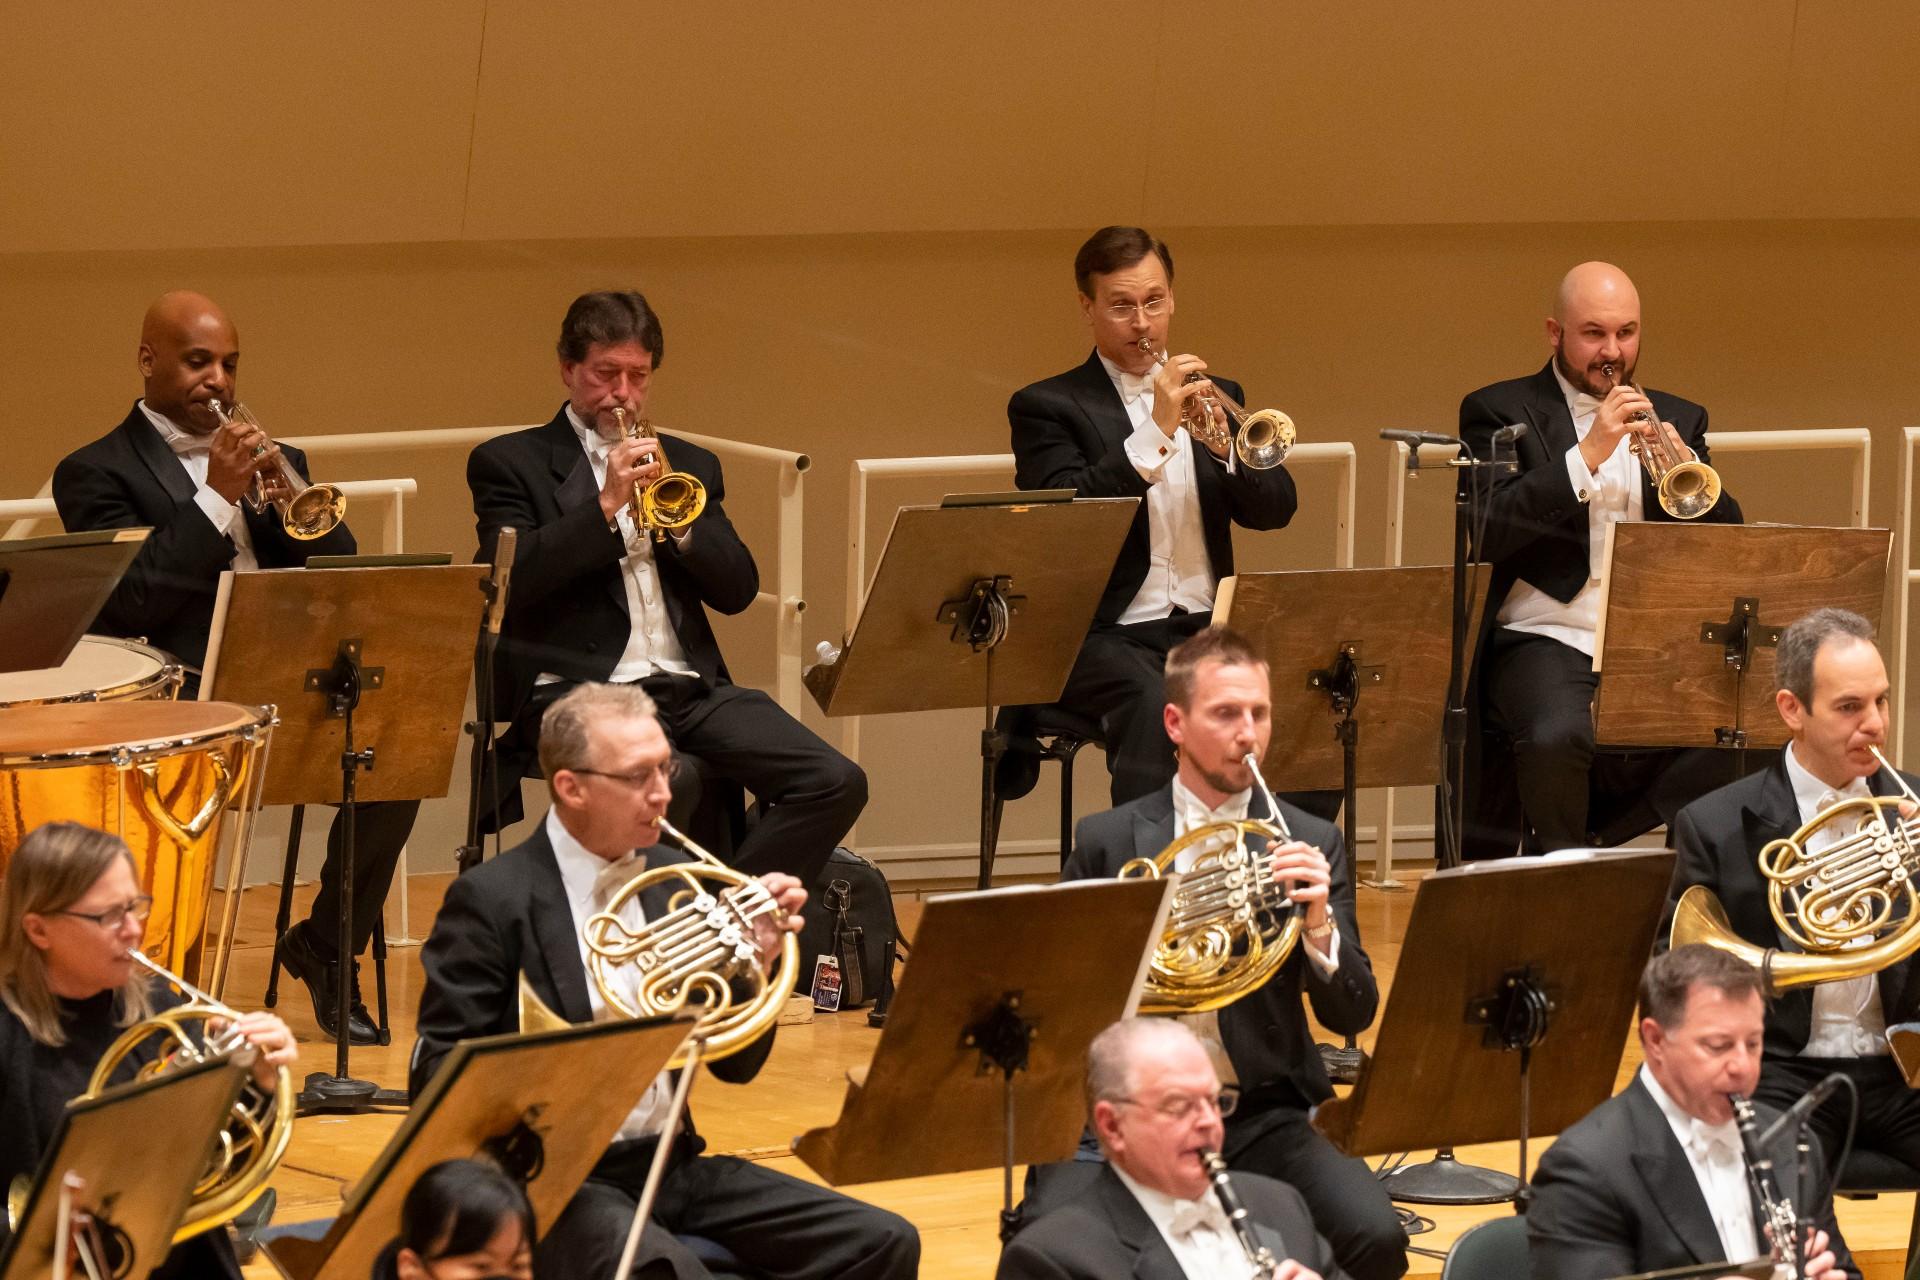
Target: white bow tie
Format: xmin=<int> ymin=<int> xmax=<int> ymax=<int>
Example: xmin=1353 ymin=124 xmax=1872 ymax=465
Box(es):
xmin=1118 ymin=371 xmax=1155 ymax=406
xmin=1688 ymin=1118 xmax=1741 ymax=1164
xmin=593 ymin=852 xmax=644 ymax=903
xmin=1571 ymin=392 xmax=1604 ymax=420
xmin=1168 ymin=1196 xmax=1231 ymax=1239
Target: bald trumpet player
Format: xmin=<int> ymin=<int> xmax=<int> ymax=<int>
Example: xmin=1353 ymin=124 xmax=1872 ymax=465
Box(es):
xmin=1459 ymin=261 xmax=1741 ymax=860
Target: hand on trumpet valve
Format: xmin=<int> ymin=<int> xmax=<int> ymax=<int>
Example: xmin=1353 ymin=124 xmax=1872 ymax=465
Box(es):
xmin=750 ymin=872 xmax=808 ymax=965
xmin=1579 ymin=383 xmax=1656 ymax=473
xmin=597 ymin=432 xmax=666 ymax=524
xmin=206 ymin=414 xmax=280 ymax=504
xmin=1266 ymin=841 xmax=1333 ymax=936
xmin=1149 ymin=352 xmax=1221 ymax=445
xmin=206 ymin=1009 xmax=300 ymax=1089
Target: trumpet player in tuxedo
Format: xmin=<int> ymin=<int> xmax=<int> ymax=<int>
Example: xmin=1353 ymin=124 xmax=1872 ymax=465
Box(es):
xmin=1029 ymin=628 xmax=1403 ymax=1280
xmin=1658 ymin=607 xmax=1920 ymax=1176
xmin=1001 ymin=227 xmax=1320 ymax=814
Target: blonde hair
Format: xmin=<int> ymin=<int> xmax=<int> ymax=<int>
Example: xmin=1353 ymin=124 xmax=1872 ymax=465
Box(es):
xmin=0 ymin=822 xmax=154 ymax=1046
xmin=537 ymin=682 xmax=661 ymax=792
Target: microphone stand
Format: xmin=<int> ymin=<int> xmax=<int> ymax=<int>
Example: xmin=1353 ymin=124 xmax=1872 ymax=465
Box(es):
xmin=457 ymin=527 xmax=516 ymax=874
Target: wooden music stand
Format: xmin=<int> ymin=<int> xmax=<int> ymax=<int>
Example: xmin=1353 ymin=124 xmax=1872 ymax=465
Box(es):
xmin=1216 ymin=565 xmax=1490 ymax=890
xmin=0 ymin=1056 xmax=248 ymax=1280
xmin=807 ymin=496 xmax=1138 ymax=888
xmin=264 ymin=1014 xmax=692 ymax=1280
xmin=202 ymin=563 xmax=486 ymax=1112
xmin=0 ymin=529 xmax=148 ymax=673
xmin=1592 ymin=523 xmax=1890 ymax=752
xmin=794 ymin=878 xmax=1172 ymax=1241
xmin=1312 ymin=848 xmax=1674 ymax=1207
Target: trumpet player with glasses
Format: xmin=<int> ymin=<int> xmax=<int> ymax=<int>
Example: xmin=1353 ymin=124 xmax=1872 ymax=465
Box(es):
xmin=1002 ymin=227 xmax=1313 ymax=812
xmin=0 ymin=821 xmax=299 ymax=1280
xmin=1660 ymin=607 xmax=1920 ymax=1176
xmin=1529 ymin=945 xmax=1855 ymax=1280
xmin=468 ymin=290 xmax=865 ymax=887
xmin=54 ymin=290 xmax=418 ymax=1049
xmin=1033 ymin=628 xmax=1403 ymax=1280
xmin=411 ymin=682 xmax=918 ymax=1280
xmin=1460 ymin=261 xmax=1742 ymax=858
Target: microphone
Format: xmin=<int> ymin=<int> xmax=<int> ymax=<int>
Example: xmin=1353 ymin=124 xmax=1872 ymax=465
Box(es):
xmin=1493 ymin=422 xmax=1530 ymax=444
xmin=485 ymin=527 xmax=518 ymax=636
xmin=1379 ymin=429 xmax=1461 ymax=449
xmin=1757 ymin=1072 xmax=1845 ymax=1147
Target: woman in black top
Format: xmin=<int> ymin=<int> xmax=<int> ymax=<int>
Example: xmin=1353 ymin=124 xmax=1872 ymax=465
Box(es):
xmin=0 ymin=821 xmax=298 ymax=1279
xmin=372 ymin=1158 xmax=537 ymax=1280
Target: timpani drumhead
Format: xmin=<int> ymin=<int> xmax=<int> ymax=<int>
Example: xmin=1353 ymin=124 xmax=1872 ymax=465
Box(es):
xmin=0 ymin=701 xmax=264 ymax=764
xmin=0 ymin=635 xmax=178 ymax=708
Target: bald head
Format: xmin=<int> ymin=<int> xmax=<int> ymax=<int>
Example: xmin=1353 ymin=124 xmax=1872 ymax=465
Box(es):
xmin=1547 ymin=261 xmax=1644 ymax=397
xmin=138 ymin=291 xmax=239 ymax=435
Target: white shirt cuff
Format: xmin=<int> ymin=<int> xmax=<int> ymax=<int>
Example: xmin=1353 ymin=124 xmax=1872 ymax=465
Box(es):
xmin=1305 ymin=923 xmax=1341 ymax=977
xmin=193 ymin=485 xmax=240 ymax=535
xmin=1562 ymin=444 xmax=1600 ymax=505
xmin=1123 ymin=419 xmax=1180 ymax=482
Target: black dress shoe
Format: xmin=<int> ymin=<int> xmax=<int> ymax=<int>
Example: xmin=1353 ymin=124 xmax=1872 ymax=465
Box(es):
xmin=277 ymin=921 xmax=380 ymax=1046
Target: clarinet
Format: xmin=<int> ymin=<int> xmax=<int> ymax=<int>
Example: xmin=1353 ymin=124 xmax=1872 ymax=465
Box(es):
xmin=1730 ymin=1092 xmax=1804 ymax=1277
xmin=1200 ymin=1148 xmax=1279 ymax=1279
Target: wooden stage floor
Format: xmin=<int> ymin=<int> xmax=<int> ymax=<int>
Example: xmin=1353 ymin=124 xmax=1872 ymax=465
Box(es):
xmin=226 ymin=869 xmax=1917 ymax=1279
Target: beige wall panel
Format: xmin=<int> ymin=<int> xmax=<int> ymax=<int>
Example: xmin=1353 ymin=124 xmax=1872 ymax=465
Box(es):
xmin=1777 ymin=0 xmax=1920 ymax=216
xmin=0 ymin=2 xmax=485 ymax=252
xmin=459 ymin=2 xmax=1153 ymax=241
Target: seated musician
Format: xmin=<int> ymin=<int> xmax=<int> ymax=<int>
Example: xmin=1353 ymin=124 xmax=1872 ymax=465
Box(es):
xmin=467 ymin=289 xmax=864 ymax=888
xmin=1460 ymin=261 xmax=1739 ymax=857
xmin=52 ymin=290 xmax=416 ymax=1046
xmin=0 ymin=821 xmax=299 ymax=1280
xmin=1660 ymin=607 xmax=1920 ymax=1175
xmin=1044 ymin=627 xmax=1405 ymax=1280
xmin=373 ymin=1158 xmax=536 ymax=1280
xmin=998 ymin=1018 xmax=1346 ymax=1280
xmin=1004 ymin=226 xmax=1308 ymax=811
xmin=1529 ymin=945 xmax=1855 ymax=1280
xmin=411 ymin=681 xmax=918 ymax=1280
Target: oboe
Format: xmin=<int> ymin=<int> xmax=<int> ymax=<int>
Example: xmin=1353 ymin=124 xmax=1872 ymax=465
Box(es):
xmin=1200 ymin=1148 xmax=1279 ymax=1279
xmin=1730 ymin=1092 xmax=1804 ymax=1276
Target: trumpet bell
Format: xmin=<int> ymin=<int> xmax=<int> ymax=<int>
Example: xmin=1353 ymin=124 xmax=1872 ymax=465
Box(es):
xmin=282 ymin=481 xmax=348 ymax=540
xmin=1657 ymin=459 xmax=1721 ymax=520
xmin=1234 ymin=410 xmax=1294 ymax=470
xmin=642 ymin=472 xmax=708 ymax=533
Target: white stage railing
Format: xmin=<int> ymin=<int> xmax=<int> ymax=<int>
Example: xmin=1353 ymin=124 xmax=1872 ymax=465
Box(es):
xmin=1 ymin=478 xmax=419 ymax=549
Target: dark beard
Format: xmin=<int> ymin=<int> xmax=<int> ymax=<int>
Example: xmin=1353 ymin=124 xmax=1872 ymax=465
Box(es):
xmin=1554 ymin=347 xmax=1627 ymax=398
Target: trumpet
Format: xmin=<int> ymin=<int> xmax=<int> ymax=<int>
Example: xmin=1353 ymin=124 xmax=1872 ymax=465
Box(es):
xmin=611 ymin=407 xmax=707 ymax=540
xmin=1135 ymin=337 xmax=1294 ymax=471
xmin=207 ymin=399 xmax=347 ymax=540
xmin=1120 ymin=752 xmax=1305 ymax=1013
xmin=1597 ymin=364 xmax=1721 ymax=519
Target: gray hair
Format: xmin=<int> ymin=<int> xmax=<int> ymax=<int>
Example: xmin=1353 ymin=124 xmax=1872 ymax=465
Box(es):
xmin=1085 ymin=1018 xmax=1206 ymax=1122
xmin=1776 ymin=608 xmax=1876 ymax=705
xmin=537 ymin=683 xmax=660 ymax=789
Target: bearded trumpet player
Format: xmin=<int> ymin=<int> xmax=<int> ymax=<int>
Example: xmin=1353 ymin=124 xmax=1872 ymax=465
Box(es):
xmin=467 ymin=290 xmax=865 ymax=887
xmin=1027 ymin=629 xmax=1404 ymax=1280
xmin=0 ymin=822 xmax=299 ymax=1280
xmin=1659 ymin=607 xmax=1920 ymax=1178
xmin=412 ymin=682 xmax=917 ymax=1280
xmin=1458 ymin=261 xmax=1742 ymax=859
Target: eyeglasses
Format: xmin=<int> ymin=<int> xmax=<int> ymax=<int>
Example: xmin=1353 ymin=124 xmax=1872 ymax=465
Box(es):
xmin=54 ymin=896 xmax=154 ymax=930
xmin=1104 ymin=296 xmax=1169 ymax=321
xmin=569 ymin=758 xmax=681 ymax=789
xmin=1113 ymin=1085 xmax=1240 ymax=1121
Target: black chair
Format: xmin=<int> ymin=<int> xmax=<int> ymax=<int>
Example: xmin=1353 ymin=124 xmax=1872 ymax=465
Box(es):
xmin=1837 ymin=1148 xmax=1920 ymax=1280
xmin=988 ymin=703 xmax=1105 ymax=875
xmin=1438 ymin=1214 xmax=1527 ymax=1280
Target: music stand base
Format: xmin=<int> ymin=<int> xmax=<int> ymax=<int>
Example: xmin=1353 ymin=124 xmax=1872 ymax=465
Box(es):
xmin=1382 ymin=1150 xmax=1519 ymax=1205
xmin=1317 ymin=1041 xmax=1366 ymax=1086
xmin=297 ymin=1071 xmax=410 ymax=1115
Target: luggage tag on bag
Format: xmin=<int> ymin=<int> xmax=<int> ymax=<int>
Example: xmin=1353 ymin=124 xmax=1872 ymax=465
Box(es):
xmin=811 ymin=953 xmax=844 ymax=1011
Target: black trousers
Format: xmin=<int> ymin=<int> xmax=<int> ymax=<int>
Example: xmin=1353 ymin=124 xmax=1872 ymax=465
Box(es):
xmin=539 ymin=1135 xmax=918 ymax=1280
xmin=1481 ymin=627 xmax=1731 ymax=852
xmin=514 ymin=674 xmax=865 ymax=888
xmin=1756 ymin=1053 xmax=1920 ymax=1177
xmin=305 ymin=799 xmax=418 ymax=958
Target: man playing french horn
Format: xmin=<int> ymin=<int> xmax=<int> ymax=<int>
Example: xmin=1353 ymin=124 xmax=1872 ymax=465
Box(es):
xmin=412 ymin=682 xmax=918 ymax=1280
xmin=1661 ymin=607 xmax=1920 ymax=1176
xmin=1035 ymin=629 xmax=1405 ymax=1280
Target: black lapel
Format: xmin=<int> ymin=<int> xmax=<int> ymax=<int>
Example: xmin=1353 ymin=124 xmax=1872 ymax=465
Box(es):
xmin=1090 ymin=1169 xmax=1186 ymax=1280
xmin=524 ymin=825 xmax=597 ymax=1025
xmin=1741 ymin=758 xmax=1806 ymax=951
xmin=544 ymin=407 xmax=600 ymax=511
xmin=1623 ymin=1079 xmax=1731 ymax=1265
xmin=1132 ymin=787 xmax=1177 ymax=860
xmin=1521 ymin=362 xmax=1579 ymax=464
xmin=118 ymin=404 xmax=199 ymax=505
xmin=1064 ymin=349 xmax=1134 ymax=454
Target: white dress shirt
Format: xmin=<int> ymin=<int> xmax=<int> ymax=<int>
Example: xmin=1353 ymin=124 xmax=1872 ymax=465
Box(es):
xmin=138 ymin=400 xmax=259 ymax=571
xmin=1494 ymin=361 xmax=1645 ymax=657
xmin=545 ymin=808 xmax=674 ymax=1141
xmin=1111 ymin=1163 xmax=1250 ymax=1279
xmin=1102 ymin=352 xmax=1219 ymax=625
xmin=1783 ymin=742 xmax=1890 ymax=1059
xmin=539 ymin=406 xmax=695 ymax=685
xmin=1639 ymin=1064 xmax=1767 ymax=1268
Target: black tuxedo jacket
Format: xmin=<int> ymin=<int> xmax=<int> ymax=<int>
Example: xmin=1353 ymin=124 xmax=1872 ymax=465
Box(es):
xmin=1529 ymin=1075 xmax=1857 ymax=1280
xmin=1063 ymin=786 xmax=1377 ymax=1109
xmin=411 ymin=819 xmax=770 ymax=1109
xmin=996 ymin=1163 xmax=1347 ymax=1280
xmin=1009 ymin=351 xmax=1298 ymax=625
xmin=52 ymin=403 xmax=356 ymax=669
xmin=1660 ymin=751 xmax=1920 ymax=1058
xmin=466 ymin=407 xmax=759 ymax=722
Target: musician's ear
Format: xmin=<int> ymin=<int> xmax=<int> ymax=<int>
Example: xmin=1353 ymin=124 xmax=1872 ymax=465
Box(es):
xmin=1777 ymin=688 xmax=1806 ymax=736
xmin=20 ymin=911 xmax=52 ymax=950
